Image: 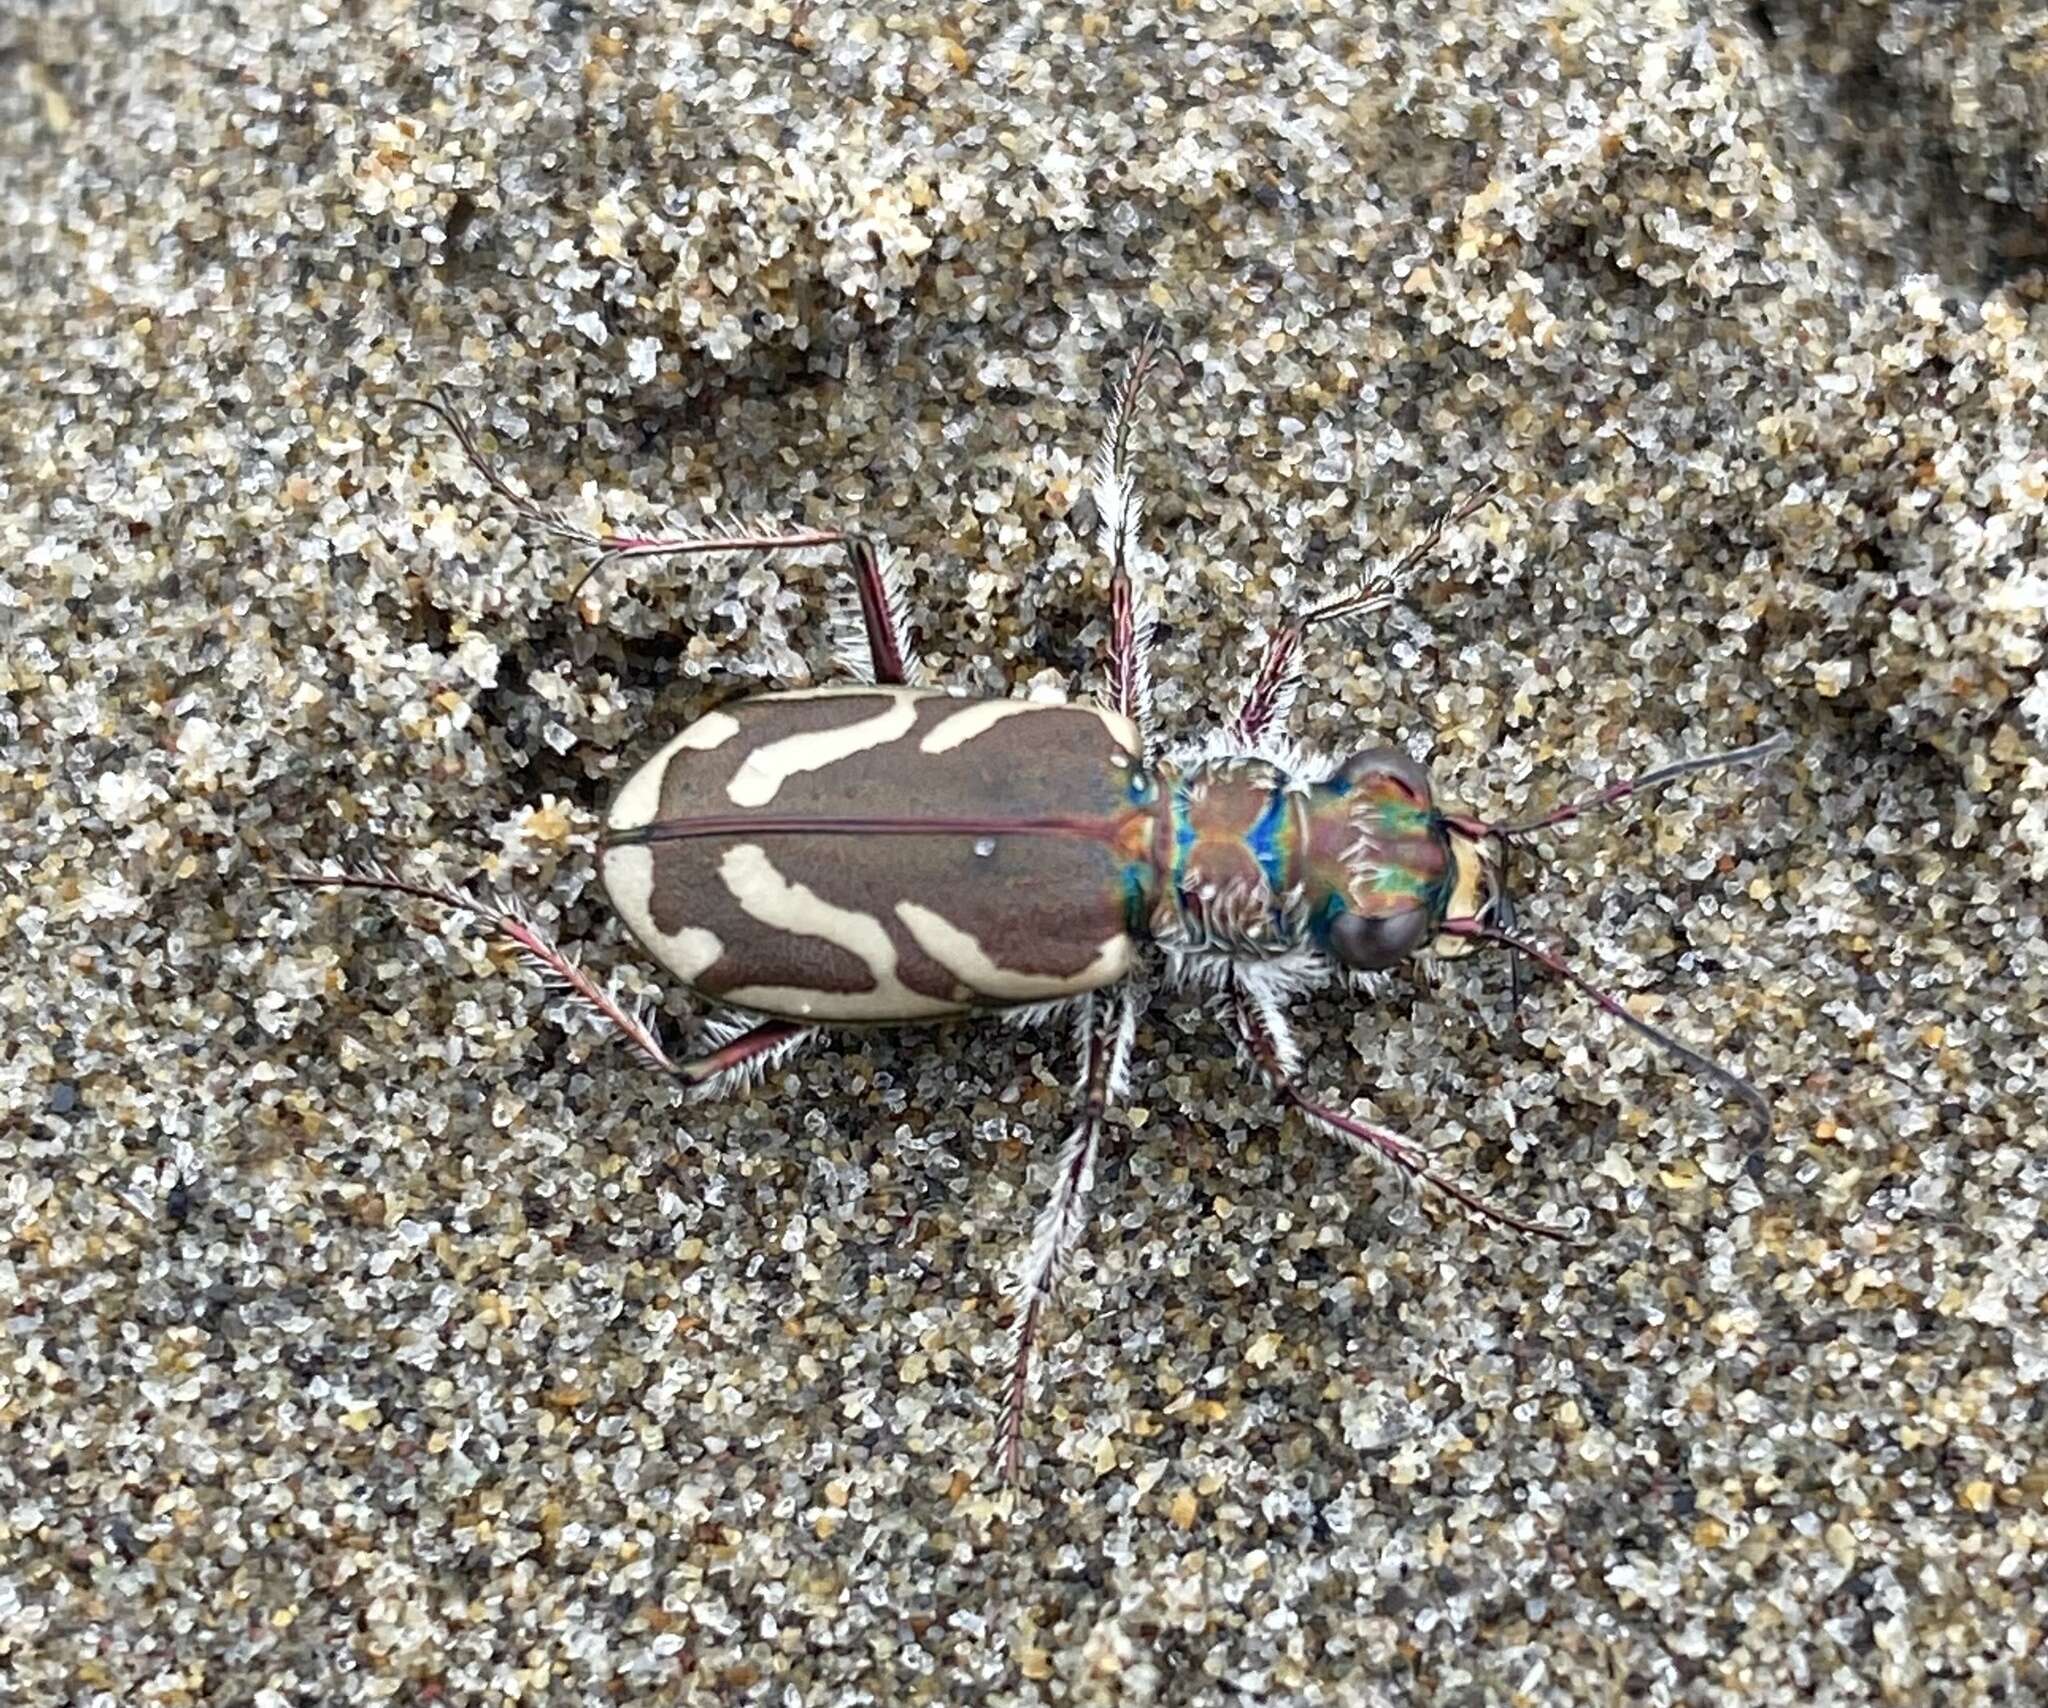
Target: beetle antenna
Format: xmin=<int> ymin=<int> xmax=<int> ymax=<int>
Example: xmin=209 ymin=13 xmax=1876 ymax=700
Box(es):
xmin=1495 ymin=861 xmax=1526 ymax=1023
xmin=273 ymin=865 xmax=680 ymax=1076
xmin=1488 ymin=733 xmax=1790 ymax=840
xmin=1443 ymin=918 xmax=1770 ymax=1139
xmin=403 ymin=389 xmax=849 ymax=603
xmin=1438 ymin=736 xmax=1784 ymax=1035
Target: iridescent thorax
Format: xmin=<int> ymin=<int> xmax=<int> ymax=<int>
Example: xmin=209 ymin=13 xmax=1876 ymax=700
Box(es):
xmin=1147 ymin=745 xmax=1505 ymax=971
xmin=1151 ymin=757 xmax=1301 ymax=953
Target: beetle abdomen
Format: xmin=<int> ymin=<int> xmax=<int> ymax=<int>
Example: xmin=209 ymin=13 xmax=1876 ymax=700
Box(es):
xmin=600 ymin=687 xmax=1156 ymax=1022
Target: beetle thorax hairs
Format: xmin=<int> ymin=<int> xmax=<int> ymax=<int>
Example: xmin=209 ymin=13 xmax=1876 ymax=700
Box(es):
xmin=279 ymin=340 xmax=1782 ymax=1484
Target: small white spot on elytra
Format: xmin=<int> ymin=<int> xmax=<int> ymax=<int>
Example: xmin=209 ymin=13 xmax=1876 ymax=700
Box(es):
xmin=974 ymin=838 xmax=995 ymax=857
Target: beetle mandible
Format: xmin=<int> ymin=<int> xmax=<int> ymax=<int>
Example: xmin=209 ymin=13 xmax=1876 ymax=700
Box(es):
xmin=284 ymin=341 xmax=1780 ymax=1479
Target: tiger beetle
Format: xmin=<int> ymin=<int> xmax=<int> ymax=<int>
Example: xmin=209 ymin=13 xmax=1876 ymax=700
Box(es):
xmin=282 ymin=340 xmax=1782 ymax=1481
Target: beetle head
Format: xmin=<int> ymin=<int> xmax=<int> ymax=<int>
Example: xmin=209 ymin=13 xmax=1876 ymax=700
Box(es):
xmin=1307 ymin=747 xmax=1459 ymax=973
xmin=1297 ymin=735 xmax=1785 ymax=1139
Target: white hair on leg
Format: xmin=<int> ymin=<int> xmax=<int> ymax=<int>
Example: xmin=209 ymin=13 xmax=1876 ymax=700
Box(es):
xmin=996 ymin=981 xmax=1141 ymax=1480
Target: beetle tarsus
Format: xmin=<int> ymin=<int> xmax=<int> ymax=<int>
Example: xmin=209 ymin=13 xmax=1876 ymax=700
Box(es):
xmin=275 ymin=863 xmax=679 ymax=1078
xmin=1229 ymin=982 xmax=1576 ymax=1243
xmin=407 ymin=389 xmax=923 ymax=681
xmin=1227 ymin=476 xmax=1496 ymax=752
xmin=402 ymin=387 xmax=607 ymax=552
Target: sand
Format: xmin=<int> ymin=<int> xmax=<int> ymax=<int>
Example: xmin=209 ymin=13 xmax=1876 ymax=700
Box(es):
xmin=5 ymin=2 xmax=2046 ymax=1702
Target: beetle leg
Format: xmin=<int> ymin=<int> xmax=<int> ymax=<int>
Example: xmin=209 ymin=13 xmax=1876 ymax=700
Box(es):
xmin=998 ymin=985 xmax=1140 ymax=1483
xmin=824 ymin=533 xmax=921 ymax=687
xmin=275 ymin=865 xmax=680 ymax=1076
xmin=1228 ymin=977 xmax=1574 ymax=1242
xmin=1226 ymin=582 xmax=1399 ymax=749
xmin=1226 ymin=478 xmax=1499 ymax=749
xmin=1089 ymin=337 xmax=1165 ymax=755
xmin=408 ymin=390 xmax=921 ymax=685
xmin=679 ymin=1016 xmax=816 ymax=1092
xmin=1226 ymin=619 xmax=1314 ymax=750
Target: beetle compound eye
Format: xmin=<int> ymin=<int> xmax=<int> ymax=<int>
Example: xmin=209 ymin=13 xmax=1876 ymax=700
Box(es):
xmin=1329 ymin=906 xmax=1432 ymax=971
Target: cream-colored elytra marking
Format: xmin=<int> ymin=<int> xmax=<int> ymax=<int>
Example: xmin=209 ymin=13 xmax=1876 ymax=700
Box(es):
xmin=726 ymin=690 xmax=922 ymax=808
xmin=918 ymin=700 xmax=1040 ymax=754
xmin=914 ymin=693 xmax=1140 ymax=760
xmin=895 ymin=901 xmax=1130 ymax=999
xmin=599 ymin=844 xmax=725 ymax=981
xmin=608 ymin=713 xmax=742 ymax=832
xmin=1087 ymin=703 xmax=1142 ymax=758
xmin=718 ymin=842 xmax=964 ymax=1020
xmin=679 ymin=710 xmax=741 ymax=749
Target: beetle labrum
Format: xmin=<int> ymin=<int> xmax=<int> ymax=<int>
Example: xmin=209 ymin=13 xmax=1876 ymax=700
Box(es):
xmin=284 ymin=343 xmax=1780 ymax=1479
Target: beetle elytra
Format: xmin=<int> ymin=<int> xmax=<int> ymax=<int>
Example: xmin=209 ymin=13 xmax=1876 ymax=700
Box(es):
xmin=283 ymin=343 xmax=1781 ymax=1480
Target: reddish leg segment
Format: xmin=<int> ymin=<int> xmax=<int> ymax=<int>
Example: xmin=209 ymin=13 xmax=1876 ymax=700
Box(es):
xmin=410 ymin=389 xmax=921 ymax=687
xmin=680 ymin=1017 xmax=817 ymax=1091
xmin=1229 ymin=979 xmax=1571 ymax=1241
xmin=1227 ymin=478 xmax=1499 ymax=751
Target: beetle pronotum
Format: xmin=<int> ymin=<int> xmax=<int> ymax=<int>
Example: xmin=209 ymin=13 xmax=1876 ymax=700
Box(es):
xmin=283 ymin=342 xmax=1780 ymax=1480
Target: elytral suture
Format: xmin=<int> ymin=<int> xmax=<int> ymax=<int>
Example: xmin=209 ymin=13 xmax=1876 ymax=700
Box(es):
xmin=279 ymin=338 xmax=1784 ymax=1483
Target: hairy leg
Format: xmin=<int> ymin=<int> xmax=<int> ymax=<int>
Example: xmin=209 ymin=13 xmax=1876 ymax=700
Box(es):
xmin=678 ymin=1015 xmax=817 ymax=1093
xmin=999 ymin=984 xmax=1141 ymax=1482
xmin=410 ymin=389 xmax=922 ymax=686
xmin=1228 ymin=478 xmax=1498 ymax=750
xmin=1087 ymin=338 xmax=1166 ymax=756
xmin=277 ymin=865 xmax=821 ymax=1090
xmin=1228 ymin=974 xmax=1571 ymax=1240
xmin=274 ymin=865 xmax=682 ymax=1074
